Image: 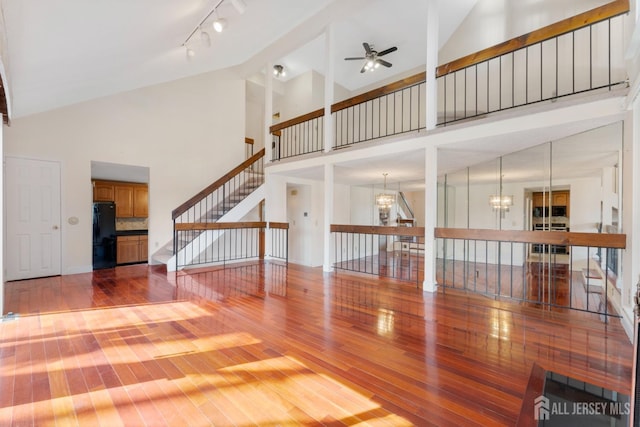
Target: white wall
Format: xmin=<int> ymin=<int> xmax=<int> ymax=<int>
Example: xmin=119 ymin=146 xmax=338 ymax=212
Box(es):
xmin=4 ymin=69 xmax=245 ymax=275
xmin=350 ymin=186 xmax=375 ymax=225
xmin=278 ymin=70 xmax=351 ymax=122
xmin=439 ymin=0 xmax=612 ymax=64
xmin=280 ymin=71 xmax=316 ymax=122
xmin=246 ymin=98 xmax=265 ymax=152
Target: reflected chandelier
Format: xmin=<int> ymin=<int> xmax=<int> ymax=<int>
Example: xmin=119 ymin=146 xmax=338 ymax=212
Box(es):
xmin=376 ymin=173 xmax=395 ymax=209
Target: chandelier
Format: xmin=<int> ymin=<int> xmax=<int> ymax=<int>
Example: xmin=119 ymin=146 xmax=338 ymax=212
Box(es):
xmin=376 ymin=173 xmax=395 ymax=209
xmin=489 ymin=194 xmax=514 ymax=211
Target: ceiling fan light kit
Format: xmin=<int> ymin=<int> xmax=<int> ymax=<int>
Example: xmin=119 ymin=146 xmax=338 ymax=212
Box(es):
xmin=345 ymin=42 xmax=398 ymax=73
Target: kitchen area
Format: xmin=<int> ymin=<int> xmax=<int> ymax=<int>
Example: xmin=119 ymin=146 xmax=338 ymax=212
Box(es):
xmin=91 ymin=161 xmax=149 ymax=270
xmin=527 ymin=189 xmax=570 ymax=306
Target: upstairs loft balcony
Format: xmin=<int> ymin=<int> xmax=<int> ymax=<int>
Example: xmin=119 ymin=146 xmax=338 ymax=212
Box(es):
xmin=269 ymin=0 xmax=630 ymax=162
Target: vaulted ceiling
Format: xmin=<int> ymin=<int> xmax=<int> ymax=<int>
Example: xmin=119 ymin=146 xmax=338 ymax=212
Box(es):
xmin=2 ymin=0 xmax=476 ymax=119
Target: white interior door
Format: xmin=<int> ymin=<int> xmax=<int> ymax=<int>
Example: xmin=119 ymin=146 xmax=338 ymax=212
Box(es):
xmin=5 ymin=157 xmax=61 ymax=280
xmin=287 ymin=184 xmax=311 ymax=265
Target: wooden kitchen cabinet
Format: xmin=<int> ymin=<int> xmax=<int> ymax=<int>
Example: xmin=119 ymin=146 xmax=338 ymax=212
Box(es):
xmin=117 ymin=235 xmax=139 ymax=264
xmin=133 ymin=185 xmax=148 ymax=217
xmin=139 ymin=236 xmax=148 ymax=262
xmin=117 ymin=234 xmax=148 ymax=264
xmin=114 ymin=185 xmax=134 ymax=217
xmin=532 ymin=193 xmax=545 ymax=207
xmin=552 ymin=192 xmax=568 ymax=206
xmin=93 ymin=180 xmax=148 ymax=218
xmin=532 ymin=191 xmax=569 ymax=209
xmin=93 ymin=181 xmax=115 ymax=201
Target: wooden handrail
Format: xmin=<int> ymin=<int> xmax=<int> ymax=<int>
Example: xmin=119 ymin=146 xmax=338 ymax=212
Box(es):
xmin=172 ymin=148 xmax=265 ymax=219
xmin=331 ymin=225 xmax=626 ymax=248
xmin=269 ymin=73 xmax=425 ymax=134
xmin=268 ymin=222 xmax=289 ymax=229
xmin=331 ymin=224 xmax=425 ymax=238
xmin=331 ymin=72 xmax=426 ymax=113
xmin=435 ymin=228 xmax=626 ymax=249
xmin=244 ymin=137 xmax=254 ymax=145
xmin=175 ymin=221 xmax=267 ymax=231
xmin=436 ymin=0 xmax=629 ymax=77
xmin=270 ymin=108 xmax=324 ymax=133
xmin=175 ymin=221 xmax=288 ymax=231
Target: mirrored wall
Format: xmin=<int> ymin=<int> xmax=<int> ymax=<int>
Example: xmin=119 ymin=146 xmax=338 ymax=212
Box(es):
xmin=437 ymin=121 xmax=623 ymax=276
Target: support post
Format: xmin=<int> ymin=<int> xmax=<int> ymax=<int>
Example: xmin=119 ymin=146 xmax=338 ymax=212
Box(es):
xmin=423 ymin=144 xmax=438 ymax=292
xmin=324 ymin=24 xmax=335 ymax=153
xmin=264 ymin=61 xmax=273 ymax=163
xmin=425 ymin=0 xmax=439 ymax=130
xmin=323 ymin=163 xmax=334 ymax=272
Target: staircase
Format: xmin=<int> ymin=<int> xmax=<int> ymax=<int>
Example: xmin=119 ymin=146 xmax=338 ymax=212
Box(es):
xmin=396 ymin=191 xmax=423 ymax=253
xmin=153 ymin=149 xmax=265 ymax=271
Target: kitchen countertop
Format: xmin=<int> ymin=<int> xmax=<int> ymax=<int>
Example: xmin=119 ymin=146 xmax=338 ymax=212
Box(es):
xmin=116 ymin=230 xmax=148 ymax=236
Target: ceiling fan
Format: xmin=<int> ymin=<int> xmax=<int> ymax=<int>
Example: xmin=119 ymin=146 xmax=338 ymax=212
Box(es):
xmin=345 ymin=42 xmax=398 ymax=73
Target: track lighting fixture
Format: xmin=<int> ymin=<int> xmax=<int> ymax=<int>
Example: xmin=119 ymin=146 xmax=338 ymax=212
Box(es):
xmin=182 ymin=0 xmax=247 ymax=61
xmin=273 ymin=64 xmax=286 ymax=78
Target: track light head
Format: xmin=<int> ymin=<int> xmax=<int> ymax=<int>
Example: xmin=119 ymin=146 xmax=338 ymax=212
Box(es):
xmin=213 ymin=18 xmax=227 ymax=33
xmin=200 ymin=28 xmax=211 ymax=47
xmin=273 ymin=64 xmax=286 ymax=78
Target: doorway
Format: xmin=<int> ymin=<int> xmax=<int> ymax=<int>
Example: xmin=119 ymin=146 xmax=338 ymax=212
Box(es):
xmin=5 ymin=157 xmax=61 ymax=280
xmin=287 ymin=184 xmax=312 ymax=265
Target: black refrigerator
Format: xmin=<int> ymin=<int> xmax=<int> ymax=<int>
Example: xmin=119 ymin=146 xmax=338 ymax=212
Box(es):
xmin=93 ymin=202 xmax=117 ymax=269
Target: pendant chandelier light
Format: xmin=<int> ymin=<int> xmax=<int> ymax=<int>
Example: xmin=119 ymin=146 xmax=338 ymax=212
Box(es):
xmin=376 ymin=173 xmax=395 ymax=209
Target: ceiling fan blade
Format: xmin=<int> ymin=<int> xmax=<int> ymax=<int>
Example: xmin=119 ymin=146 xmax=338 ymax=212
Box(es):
xmin=360 ymin=63 xmax=368 ymax=73
xmin=377 ymin=46 xmax=398 ymax=57
xmin=377 ymin=59 xmax=393 ymax=68
xmin=363 ymin=42 xmax=372 ymax=54
xmin=344 ymin=57 xmax=366 ymax=60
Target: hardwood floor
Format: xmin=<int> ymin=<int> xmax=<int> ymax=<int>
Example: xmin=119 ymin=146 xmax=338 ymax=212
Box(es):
xmin=1 ymin=262 xmax=632 ymax=426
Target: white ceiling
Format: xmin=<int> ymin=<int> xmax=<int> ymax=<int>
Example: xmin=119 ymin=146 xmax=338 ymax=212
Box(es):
xmin=2 ymin=0 xmax=477 ymax=118
xmin=275 ymin=0 xmax=477 ymax=91
xmin=2 ymin=0 xmax=622 ymax=193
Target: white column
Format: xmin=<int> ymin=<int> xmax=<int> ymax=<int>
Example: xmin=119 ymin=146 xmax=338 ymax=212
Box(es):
xmin=623 ymin=103 xmax=640 ymax=336
xmin=425 ymin=0 xmax=439 ymax=131
xmin=0 ymin=115 xmax=4 ymax=316
xmin=423 ymin=144 xmax=438 ymax=292
xmin=324 ymin=24 xmax=335 ymax=153
xmin=323 ymin=163 xmax=334 ymax=272
xmin=264 ymin=61 xmax=273 ymax=163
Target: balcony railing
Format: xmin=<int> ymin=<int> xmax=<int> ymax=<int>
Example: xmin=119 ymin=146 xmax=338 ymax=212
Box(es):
xmin=270 ymin=74 xmax=426 ymax=161
xmin=332 ymin=74 xmax=426 ymax=149
xmin=268 ymin=0 xmax=629 ymax=160
xmin=331 ymin=224 xmax=424 ymax=285
xmin=174 ymin=221 xmax=288 ymax=269
xmin=436 ymin=0 xmax=629 ymax=125
xmin=435 ymin=228 xmax=626 ymax=317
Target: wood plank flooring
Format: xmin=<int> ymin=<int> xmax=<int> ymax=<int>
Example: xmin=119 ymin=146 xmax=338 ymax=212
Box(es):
xmin=1 ymin=262 xmax=632 ymax=426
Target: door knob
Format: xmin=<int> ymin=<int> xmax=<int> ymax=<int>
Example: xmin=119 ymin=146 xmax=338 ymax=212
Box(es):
xmin=52 ymin=225 xmax=59 ymax=230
